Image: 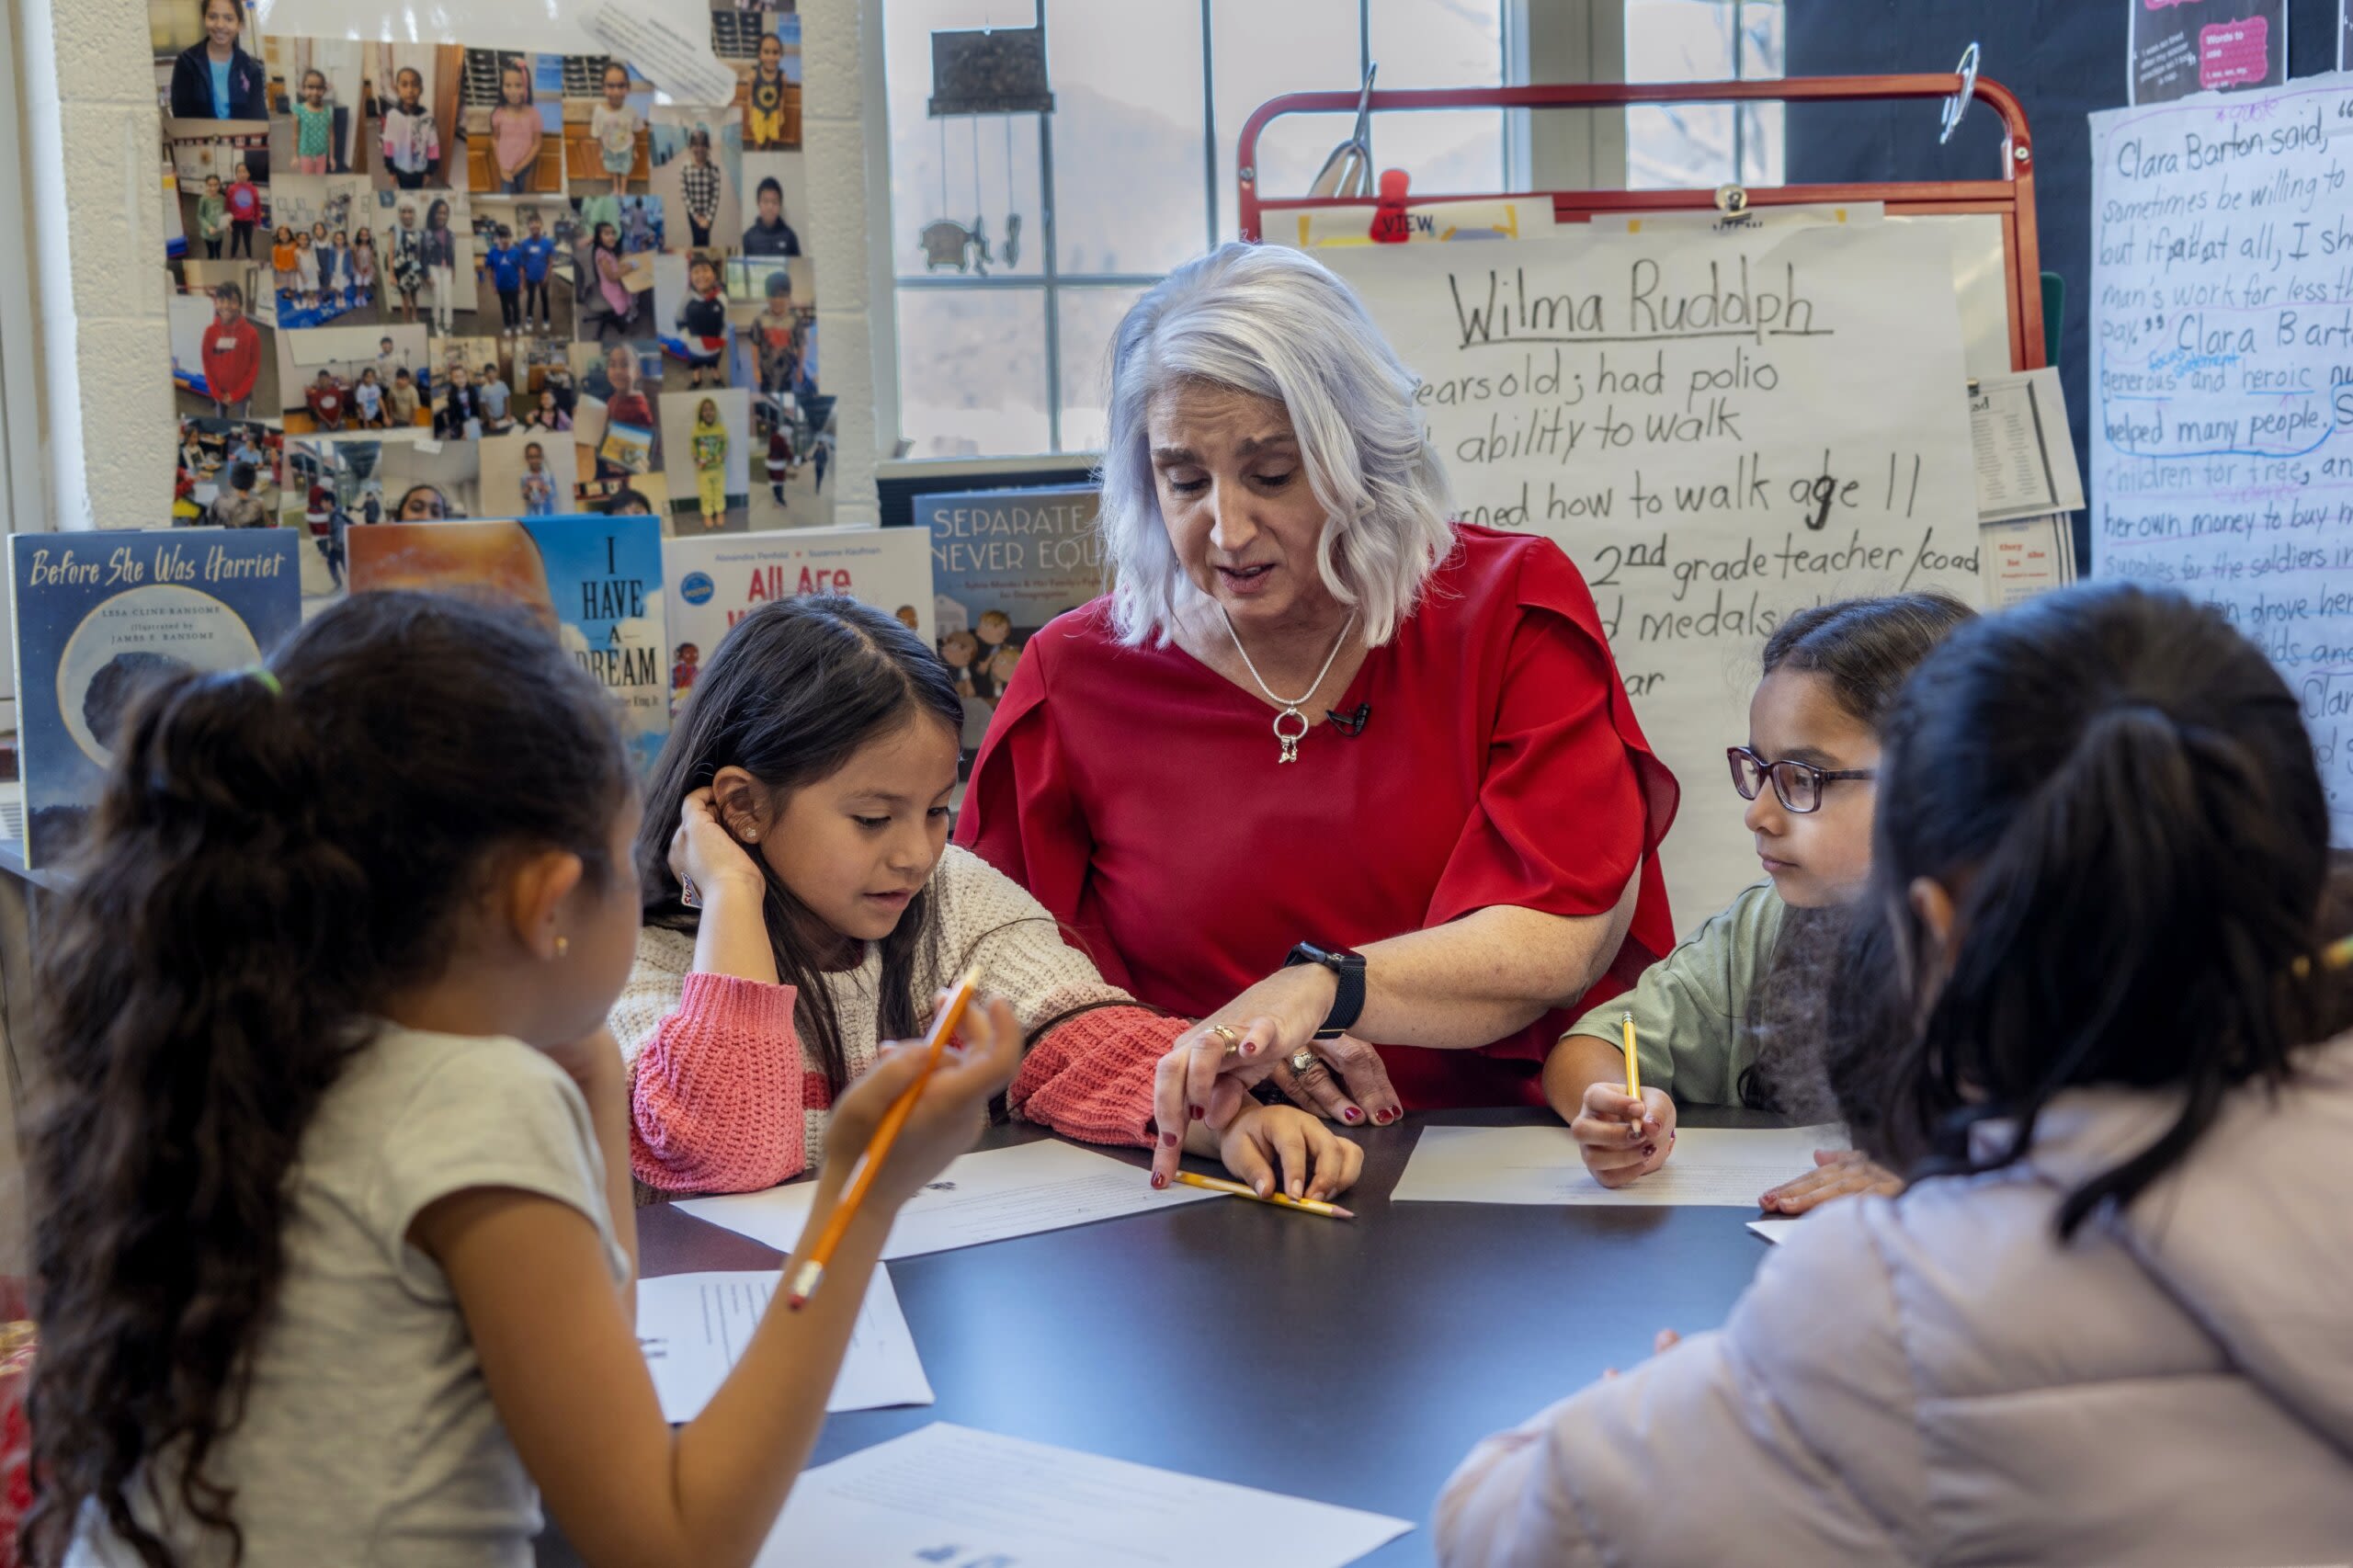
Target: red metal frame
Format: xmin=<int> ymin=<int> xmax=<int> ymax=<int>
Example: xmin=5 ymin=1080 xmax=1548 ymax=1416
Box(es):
xmin=1237 ymin=75 xmax=2044 ymax=372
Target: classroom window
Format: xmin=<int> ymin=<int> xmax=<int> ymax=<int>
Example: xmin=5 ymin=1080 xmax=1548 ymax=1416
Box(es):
xmin=882 ymin=0 xmax=1507 ymax=457
xmin=1624 ymin=0 xmax=1785 ymax=189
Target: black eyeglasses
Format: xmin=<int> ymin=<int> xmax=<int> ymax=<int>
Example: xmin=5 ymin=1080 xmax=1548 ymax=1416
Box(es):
xmin=1726 ymin=746 xmax=1876 ymax=814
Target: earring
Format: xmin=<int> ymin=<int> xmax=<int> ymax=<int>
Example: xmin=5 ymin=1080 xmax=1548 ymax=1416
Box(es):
xmin=555 ymin=936 xmax=570 ymax=957
xmin=744 ymin=829 xmax=759 ymax=842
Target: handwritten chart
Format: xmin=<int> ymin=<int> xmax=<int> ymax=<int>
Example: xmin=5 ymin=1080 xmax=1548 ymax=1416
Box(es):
xmin=1326 ymin=227 xmax=1979 ymax=923
xmin=2091 ymin=75 xmax=2353 ymax=840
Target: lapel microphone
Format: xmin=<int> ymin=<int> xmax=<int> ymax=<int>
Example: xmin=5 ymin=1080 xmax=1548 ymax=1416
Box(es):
xmin=1327 ymin=702 xmax=1372 ymax=738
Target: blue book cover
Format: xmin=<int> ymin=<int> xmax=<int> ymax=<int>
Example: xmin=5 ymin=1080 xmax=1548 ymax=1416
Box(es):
xmin=345 ymin=514 xmax=669 ymax=777
xmin=915 ymin=483 xmax=1104 ymax=717
xmin=8 ymin=528 xmax=302 ymax=868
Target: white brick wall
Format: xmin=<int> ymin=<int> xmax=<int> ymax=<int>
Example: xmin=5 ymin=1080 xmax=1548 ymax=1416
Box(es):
xmin=25 ymin=0 xmax=178 ymax=532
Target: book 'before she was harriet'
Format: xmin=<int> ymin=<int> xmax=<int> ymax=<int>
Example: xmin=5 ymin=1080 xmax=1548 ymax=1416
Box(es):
xmin=9 ymin=528 xmax=301 ymax=868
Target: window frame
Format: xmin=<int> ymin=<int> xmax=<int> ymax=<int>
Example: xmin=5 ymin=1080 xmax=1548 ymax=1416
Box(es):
xmin=886 ymin=0 xmax=1522 ymax=458
xmin=884 ymin=1 xmax=1791 ymax=459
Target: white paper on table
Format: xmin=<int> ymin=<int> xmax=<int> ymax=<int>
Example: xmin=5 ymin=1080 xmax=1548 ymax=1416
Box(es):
xmin=1392 ymin=1124 xmax=1847 ymax=1207
xmin=1980 ymin=513 xmax=2078 ymax=607
xmin=636 ymin=1267 xmax=932 ymax=1423
xmin=677 ymin=1141 xmax=1222 ymax=1260
xmin=753 ymin=1423 xmax=1414 ymax=1568
xmin=1969 ymin=367 xmax=2085 ymax=522
xmin=1747 ymin=1218 xmax=1801 ymax=1244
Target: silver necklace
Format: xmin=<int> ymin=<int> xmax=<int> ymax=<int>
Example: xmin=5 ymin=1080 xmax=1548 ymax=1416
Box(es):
xmin=1219 ymin=606 xmax=1358 ymax=764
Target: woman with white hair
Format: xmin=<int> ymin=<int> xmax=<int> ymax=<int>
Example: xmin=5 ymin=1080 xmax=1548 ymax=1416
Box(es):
xmin=958 ymin=243 xmax=1680 ymax=1186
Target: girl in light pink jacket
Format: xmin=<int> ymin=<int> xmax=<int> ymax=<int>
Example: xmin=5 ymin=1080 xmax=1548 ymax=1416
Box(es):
xmin=1439 ymin=581 xmax=2353 ymax=1567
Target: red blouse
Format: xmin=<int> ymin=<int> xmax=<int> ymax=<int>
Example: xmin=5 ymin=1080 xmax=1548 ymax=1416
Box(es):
xmin=956 ymin=525 xmax=1681 ymax=1109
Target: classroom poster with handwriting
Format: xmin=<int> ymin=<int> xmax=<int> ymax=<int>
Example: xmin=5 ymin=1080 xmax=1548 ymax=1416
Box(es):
xmin=2091 ymin=77 xmax=2353 ymax=841
xmin=1324 ymin=227 xmax=1978 ymax=923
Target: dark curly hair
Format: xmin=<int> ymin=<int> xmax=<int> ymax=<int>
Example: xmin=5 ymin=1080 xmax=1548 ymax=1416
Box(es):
xmin=20 ymin=592 xmax=631 ymax=1566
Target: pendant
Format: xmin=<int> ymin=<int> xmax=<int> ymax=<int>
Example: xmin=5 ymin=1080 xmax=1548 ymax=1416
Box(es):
xmin=1274 ymin=706 xmax=1309 ymax=764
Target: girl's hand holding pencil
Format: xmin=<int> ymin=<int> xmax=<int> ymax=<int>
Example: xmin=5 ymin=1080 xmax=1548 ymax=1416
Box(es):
xmin=1568 ymin=1011 xmax=1677 ymax=1188
xmin=1569 ymin=1080 xmax=1677 ymax=1187
xmin=820 ymin=988 xmax=1018 ymax=1213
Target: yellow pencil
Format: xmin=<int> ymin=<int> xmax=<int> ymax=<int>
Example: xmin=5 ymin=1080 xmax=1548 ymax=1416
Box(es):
xmin=787 ymin=966 xmax=982 ymax=1309
xmin=1622 ymin=1011 xmax=1641 ymax=1101
xmin=1170 ymin=1169 xmax=1355 ymax=1220
xmin=2290 ymin=934 xmax=2353 ymax=978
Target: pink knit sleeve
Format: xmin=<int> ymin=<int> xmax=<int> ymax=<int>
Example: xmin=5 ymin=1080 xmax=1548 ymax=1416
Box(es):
xmin=629 ymin=971 xmax=812 ymax=1194
xmin=1008 ymin=1006 xmax=1190 ymax=1147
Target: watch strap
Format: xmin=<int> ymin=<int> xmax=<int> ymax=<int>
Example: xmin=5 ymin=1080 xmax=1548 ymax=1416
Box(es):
xmin=1287 ymin=942 xmax=1366 ymax=1040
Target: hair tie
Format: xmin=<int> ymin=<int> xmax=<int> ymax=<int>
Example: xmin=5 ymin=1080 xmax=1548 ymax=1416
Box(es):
xmin=2290 ymin=931 xmax=2353 ymax=979
xmin=244 ymin=665 xmax=283 ymax=698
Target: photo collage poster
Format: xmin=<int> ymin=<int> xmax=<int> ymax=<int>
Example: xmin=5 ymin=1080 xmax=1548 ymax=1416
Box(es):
xmin=161 ymin=1 xmax=833 ymax=602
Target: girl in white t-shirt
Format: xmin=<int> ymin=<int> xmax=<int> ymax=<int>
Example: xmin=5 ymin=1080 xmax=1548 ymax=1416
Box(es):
xmin=593 ymin=62 xmax=639 ymax=197
xmin=23 ymin=591 xmax=1018 ymax=1567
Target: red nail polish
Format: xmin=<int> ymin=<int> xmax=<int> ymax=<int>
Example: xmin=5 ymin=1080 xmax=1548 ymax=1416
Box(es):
xmin=1161 ymin=1132 xmax=1178 ymax=1148
xmin=1151 ymin=1172 xmax=1167 ymax=1189
xmin=1243 ymin=1041 xmax=1259 ymax=1055
xmin=1642 ymin=1143 xmax=1657 ymax=1158
xmin=1189 ymin=1105 xmax=1205 ymax=1121
xmin=1343 ymin=1106 xmax=1363 ymax=1124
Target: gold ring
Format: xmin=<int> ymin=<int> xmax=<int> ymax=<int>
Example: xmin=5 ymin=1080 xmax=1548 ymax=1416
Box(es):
xmin=1209 ymin=1023 xmax=1242 ymax=1057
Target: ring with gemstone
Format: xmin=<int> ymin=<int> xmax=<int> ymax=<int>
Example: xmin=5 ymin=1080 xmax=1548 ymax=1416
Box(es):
xmin=1288 ymin=1046 xmax=1320 ymax=1077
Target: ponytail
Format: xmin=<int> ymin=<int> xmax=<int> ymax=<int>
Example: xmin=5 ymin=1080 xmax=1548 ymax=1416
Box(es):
xmin=1835 ymin=584 xmax=2330 ymax=1238
xmin=22 ymin=593 xmax=631 ymax=1567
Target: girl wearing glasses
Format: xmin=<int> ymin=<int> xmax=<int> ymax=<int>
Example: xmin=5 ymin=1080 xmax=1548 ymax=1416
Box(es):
xmin=1542 ymin=593 xmax=1973 ymax=1210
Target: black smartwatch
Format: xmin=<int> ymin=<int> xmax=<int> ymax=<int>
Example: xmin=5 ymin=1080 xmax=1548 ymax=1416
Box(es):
xmin=1284 ymin=942 xmax=1367 ymax=1040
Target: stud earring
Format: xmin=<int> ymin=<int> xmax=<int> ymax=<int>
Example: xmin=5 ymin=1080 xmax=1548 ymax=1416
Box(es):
xmin=555 ymin=936 xmax=570 ymax=957
xmin=743 ymin=829 xmax=759 ymax=842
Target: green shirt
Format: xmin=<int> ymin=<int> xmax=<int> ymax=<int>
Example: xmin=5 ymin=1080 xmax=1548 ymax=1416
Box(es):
xmin=1564 ymin=881 xmax=1787 ymax=1108
xmin=198 ymin=193 xmax=227 ymax=239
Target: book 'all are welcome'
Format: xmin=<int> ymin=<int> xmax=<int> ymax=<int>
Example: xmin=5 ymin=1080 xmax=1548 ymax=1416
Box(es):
xmin=346 ymin=515 xmax=669 ymax=778
xmin=8 ymin=528 xmax=302 ymax=868
xmin=663 ymin=526 xmax=934 ymax=712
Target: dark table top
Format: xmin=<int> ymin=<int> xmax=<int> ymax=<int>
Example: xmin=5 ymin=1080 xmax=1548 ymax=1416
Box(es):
xmin=537 ymin=1107 xmax=1793 ymax=1568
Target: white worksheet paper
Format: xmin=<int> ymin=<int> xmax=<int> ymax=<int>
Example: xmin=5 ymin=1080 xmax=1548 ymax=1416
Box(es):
xmin=676 ymin=1140 xmax=1222 ymax=1259
xmin=637 ymin=1267 xmax=931 ymax=1423
xmin=1747 ymin=1218 xmax=1801 ymax=1244
xmin=752 ymin=1423 xmax=1413 ymax=1568
xmin=1392 ymin=1124 xmax=1847 ymax=1207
